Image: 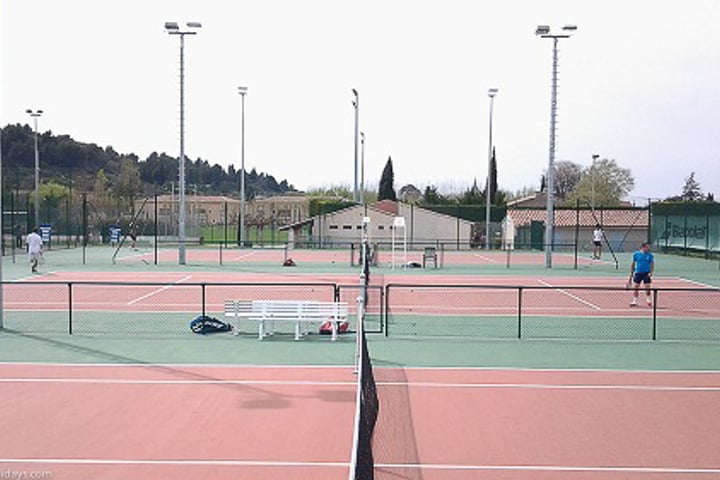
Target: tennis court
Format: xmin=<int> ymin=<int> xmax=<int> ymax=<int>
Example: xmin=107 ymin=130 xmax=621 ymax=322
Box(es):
xmin=1 ymin=363 xmax=719 ymax=479
xmin=1 ymin=244 xmax=719 ymax=479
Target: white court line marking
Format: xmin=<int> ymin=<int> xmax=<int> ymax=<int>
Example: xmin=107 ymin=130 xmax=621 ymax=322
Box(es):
xmin=234 ymin=251 xmax=259 ymax=261
xmin=1 ymin=458 xmax=718 ymax=474
xmin=676 ymin=277 xmax=719 ymax=289
xmin=472 ymin=253 xmax=497 ymax=264
xmin=378 ymin=381 xmax=720 ymax=392
xmin=12 ymin=271 xmax=57 ymax=282
xmin=0 ymin=378 xmax=355 ymax=386
xmin=376 ymin=463 xmax=720 ymax=474
xmin=537 ymin=279 xmax=602 ymax=310
xmin=1 ymin=378 xmax=717 ymax=392
xmin=0 ymin=458 xmax=349 ymax=468
xmin=126 ymin=275 xmax=193 ymax=305
xmin=2 ymin=362 xmax=720 ymax=375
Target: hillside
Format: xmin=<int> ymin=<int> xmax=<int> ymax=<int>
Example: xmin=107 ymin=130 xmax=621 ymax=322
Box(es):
xmin=1 ymin=123 xmax=296 ymax=198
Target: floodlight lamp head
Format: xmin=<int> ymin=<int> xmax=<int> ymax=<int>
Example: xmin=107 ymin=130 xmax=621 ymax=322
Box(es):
xmin=25 ymin=109 xmax=32 ymax=114
xmin=165 ymin=22 xmax=179 ymax=31
xmin=352 ymin=88 xmax=358 ymax=97
xmin=562 ymin=24 xmax=578 ymax=32
xmin=238 ymin=86 xmax=248 ymax=95
xmin=592 ymin=154 xmax=600 ymax=160
xmin=535 ymin=25 xmax=550 ymax=36
xmin=186 ymin=22 xmax=202 ymax=29
xmin=488 ymin=88 xmax=498 ymax=97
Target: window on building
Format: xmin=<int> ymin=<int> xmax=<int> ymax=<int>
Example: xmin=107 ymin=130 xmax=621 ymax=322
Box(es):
xmin=378 ymin=225 xmax=385 ymax=230
xmin=343 ymin=225 xmax=352 ymax=230
xmin=329 ymin=225 xmax=339 ymax=230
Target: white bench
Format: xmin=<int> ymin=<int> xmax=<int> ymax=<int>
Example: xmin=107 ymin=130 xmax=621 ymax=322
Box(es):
xmin=224 ymin=300 xmax=349 ymax=341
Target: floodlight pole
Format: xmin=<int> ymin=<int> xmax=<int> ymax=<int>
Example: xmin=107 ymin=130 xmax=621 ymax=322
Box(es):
xmin=238 ymin=86 xmax=248 ymax=247
xmin=485 ymin=89 xmax=498 ymax=250
xmin=537 ymin=25 xmax=576 ymax=268
xmin=352 ymin=89 xmax=359 ymax=203
xmin=26 ymin=109 xmax=43 ymax=228
xmin=360 ymin=132 xmax=365 ymax=205
xmin=166 ymin=21 xmax=200 ymax=265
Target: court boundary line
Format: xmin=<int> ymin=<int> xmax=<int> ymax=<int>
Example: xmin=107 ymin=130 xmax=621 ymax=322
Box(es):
xmin=1 ymin=458 xmax=718 ymax=474
xmin=675 ymin=277 xmax=718 ymax=289
xmin=2 ymin=362 xmax=720 ymax=374
xmin=375 ymin=462 xmax=720 ymax=474
xmin=537 ymin=279 xmax=602 ymax=310
xmin=126 ymin=275 xmax=193 ymax=305
xmin=2 ymin=377 xmax=719 ymax=391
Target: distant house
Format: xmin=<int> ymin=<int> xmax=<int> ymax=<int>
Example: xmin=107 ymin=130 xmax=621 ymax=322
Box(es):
xmin=398 ymin=184 xmax=422 ymax=203
xmin=281 ymin=200 xmax=474 ymax=248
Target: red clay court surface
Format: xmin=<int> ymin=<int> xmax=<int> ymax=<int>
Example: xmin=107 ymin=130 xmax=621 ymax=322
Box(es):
xmin=1 ymin=364 xmax=719 ymax=480
xmin=5 ymin=271 xmax=716 ymax=320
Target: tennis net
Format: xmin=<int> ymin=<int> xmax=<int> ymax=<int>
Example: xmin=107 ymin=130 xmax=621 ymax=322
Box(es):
xmin=349 ymin=239 xmax=380 ymax=480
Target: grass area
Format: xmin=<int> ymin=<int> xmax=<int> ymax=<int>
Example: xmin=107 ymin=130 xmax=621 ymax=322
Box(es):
xmin=199 ymin=225 xmax=288 ymax=245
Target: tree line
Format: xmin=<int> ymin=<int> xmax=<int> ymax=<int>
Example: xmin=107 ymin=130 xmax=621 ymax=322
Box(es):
xmin=0 ymin=123 xmax=296 ymax=214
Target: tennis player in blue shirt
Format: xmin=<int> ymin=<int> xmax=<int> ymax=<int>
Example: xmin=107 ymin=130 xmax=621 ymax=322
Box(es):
xmin=628 ymin=242 xmax=655 ymax=307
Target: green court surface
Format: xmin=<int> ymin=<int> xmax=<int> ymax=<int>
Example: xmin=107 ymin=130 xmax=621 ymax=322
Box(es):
xmin=1 ymin=245 xmax=718 ymax=371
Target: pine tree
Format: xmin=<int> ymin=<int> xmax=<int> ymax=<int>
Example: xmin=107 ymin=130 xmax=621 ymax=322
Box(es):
xmin=681 ymin=172 xmax=703 ymax=202
xmin=378 ymin=156 xmax=397 ymax=201
xmin=490 ymin=147 xmax=498 ymax=204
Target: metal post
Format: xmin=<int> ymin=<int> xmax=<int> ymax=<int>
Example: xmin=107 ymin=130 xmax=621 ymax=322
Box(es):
xmin=544 ymin=37 xmax=560 ymax=269
xmin=238 ymin=87 xmax=248 ymax=247
xmin=590 ymin=154 xmax=599 ymax=211
xmin=485 ymin=89 xmax=498 ymax=250
xmin=352 ymin=89 xmax=359 ymax=203
xmin=178 ymin=33 xmax=187 ymax=265
xmin=574 ymin=199 xmax=580 ymax=269
xmin=536 ymin=25 xmax=577 ymax=268
xmin=517 ymin=287 xmax=523 ymax=339
xmin=166 ymin=22 xmax=201 ymax=264
xmin=68 ymin=283 xmax=73 ymax=335
xmin=33 ymin=116 xmax=40 ymax=228
xmin=224 ymin=201 xmax=228 ymax=249
xmin=82 ymin=194 xmax=88 ymax=265
xmin=154 ymin=193 xmax=159 ymax=265
xmin=360 ymin=132 xmax=365 ymax=205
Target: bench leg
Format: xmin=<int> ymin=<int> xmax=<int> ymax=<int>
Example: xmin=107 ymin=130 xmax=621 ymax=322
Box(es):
xmin=331 ymin=319 xmax=338 ymax=342
xmin=294 ymin=322 xmax=301 ymax=341
xmin=258 ymin=321 xmax=264 ymax=340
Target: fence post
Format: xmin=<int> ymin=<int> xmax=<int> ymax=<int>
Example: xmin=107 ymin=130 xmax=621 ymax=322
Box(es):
xmin=219 ymin=243 xmax=223 ymax=266
xmin=652 ymin=289 xmax=658 ymax=341
xmin=574 ymin=199 xmax=580 ymax=270
xmin=384 ymin=285 xmax=390 ymax=337
xmin=68 ymin=282 xmax=73 ymax=335
xmin=201 ymin=283 xmax=206 ymax=318
xmin=154 ymin=193 xmax=159 ymax=265
xmin=82 ymin=194 xmax=88 ymax=265
xmin=517 ymin=287 xmax=523 ymax=339
xmin=683 ymin=215 xmax=688 ymax=256
xmin=706 ymin=215 xmax=711 ymax=259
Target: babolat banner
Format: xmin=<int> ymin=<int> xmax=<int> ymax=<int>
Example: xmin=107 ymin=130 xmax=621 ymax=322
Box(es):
xmin=651 ymin=203 xmax=720 ymax=253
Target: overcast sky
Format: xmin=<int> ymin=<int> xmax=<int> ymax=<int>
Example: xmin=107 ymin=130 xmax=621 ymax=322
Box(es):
xmin=2 ymin=0 xmax=719 ymax=200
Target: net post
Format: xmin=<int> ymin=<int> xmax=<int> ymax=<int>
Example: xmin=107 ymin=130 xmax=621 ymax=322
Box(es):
xmin=517 ymin=287 xmax=523 ymax=339
xmin=652 ymin=289 xmax=658 ymax=340
xmin=201 ymin=283 xmax=207 ymax=318
xmin=68 ymin=282 xmax=73 ymax=335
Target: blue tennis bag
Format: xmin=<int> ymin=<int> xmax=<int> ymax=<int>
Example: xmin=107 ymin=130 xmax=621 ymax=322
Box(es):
xmin=190 ymin=315 xmax=234 ymax=334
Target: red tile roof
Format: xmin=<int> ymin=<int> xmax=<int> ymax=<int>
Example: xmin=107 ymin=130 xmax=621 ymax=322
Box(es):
xmin=507 ymin=208 xmax=648 ymax=228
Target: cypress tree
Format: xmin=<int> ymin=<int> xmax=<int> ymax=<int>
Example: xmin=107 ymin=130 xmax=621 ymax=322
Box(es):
xmin=378 ymin=156 xmax=397 ymax=201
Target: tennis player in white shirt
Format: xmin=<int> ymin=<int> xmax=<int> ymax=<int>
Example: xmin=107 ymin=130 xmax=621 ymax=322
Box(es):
xmin=26 ymin=228 xmax=44 ymax=274
xmin=592 ymin=224 xmax=603 ymax=260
